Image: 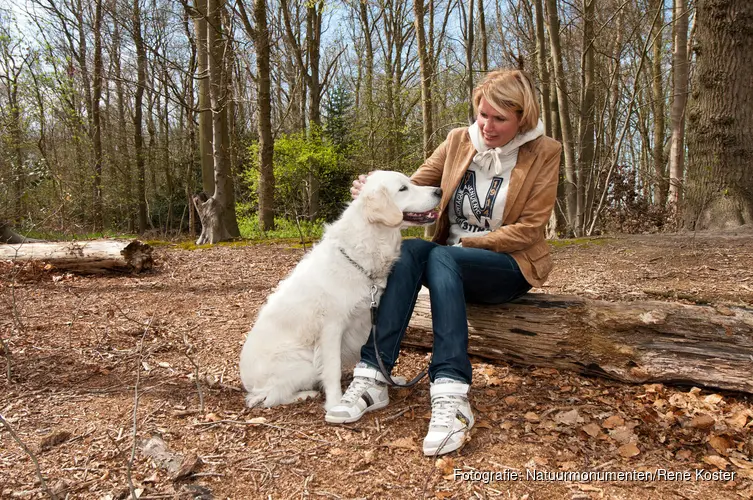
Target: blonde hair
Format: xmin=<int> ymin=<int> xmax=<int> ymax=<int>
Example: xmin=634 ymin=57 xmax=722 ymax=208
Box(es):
xmin=472 ymin=69 xmax=540 ymax=133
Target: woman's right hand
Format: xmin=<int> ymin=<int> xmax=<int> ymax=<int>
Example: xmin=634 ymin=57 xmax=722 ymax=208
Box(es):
xmin=350 ymin=173 xmax=370 ymax=200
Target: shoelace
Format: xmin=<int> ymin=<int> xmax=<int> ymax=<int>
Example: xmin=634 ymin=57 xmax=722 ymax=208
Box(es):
xmin=429 ymin=395 xmax=463 ymax=429
xmin=341 ymin=377 xmax=373 ymax=404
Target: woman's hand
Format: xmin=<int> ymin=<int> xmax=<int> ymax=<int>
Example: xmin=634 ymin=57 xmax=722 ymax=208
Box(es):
xmin=350 ymin=173 xmax=371 ymax=200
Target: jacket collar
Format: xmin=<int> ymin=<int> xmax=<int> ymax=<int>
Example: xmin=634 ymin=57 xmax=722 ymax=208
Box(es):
xmin=442 ymin=128 xmax=540 ymax=224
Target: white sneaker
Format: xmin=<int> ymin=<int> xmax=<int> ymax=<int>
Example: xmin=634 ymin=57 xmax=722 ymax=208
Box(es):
xmin=325 ymin=366 xmax=390 ymax=424
xmin=422 ymin=380 xmax=474 ymax=456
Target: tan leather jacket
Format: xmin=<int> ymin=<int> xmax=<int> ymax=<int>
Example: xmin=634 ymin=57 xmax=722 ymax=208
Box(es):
xmin=410 ymin=127 xmax=563 ymax=287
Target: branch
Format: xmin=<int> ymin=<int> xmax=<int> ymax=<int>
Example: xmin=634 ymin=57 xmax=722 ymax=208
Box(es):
xmin=0 ymin=413 xmax=58 ymax=500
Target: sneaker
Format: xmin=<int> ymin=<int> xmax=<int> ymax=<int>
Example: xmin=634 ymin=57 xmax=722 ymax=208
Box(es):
xmin=422 ymin=380 xmax=474 ymax=456
xmin=325 ymin=365 xmax=390 ymax=424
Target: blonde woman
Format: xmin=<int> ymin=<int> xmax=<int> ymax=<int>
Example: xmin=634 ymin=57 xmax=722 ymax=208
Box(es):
xmin=326 ymin=69 xmax=563 ymax=456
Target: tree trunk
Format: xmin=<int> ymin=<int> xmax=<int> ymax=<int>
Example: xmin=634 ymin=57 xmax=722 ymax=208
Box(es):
xmin=194 ymin=0 xmax=214 ymax=195
xmin=414 ymin=0 xmax=434 ymax=160
xmin=650 ymin=0 xmax=667 ymax=208
xmin=133 ymin=0 xmax=148 ymax=233
xmin=0 ymin=222 xmax=43 ymax=244
xmin=478 ymin=0 xmax=488 ymax=72
xmin=0 ymin=240 xmax=153 ymax=273
xmin=545 ymin=0 xmax=578 ymax=237
xmin=405 ymin=290 xmax=753 ymax=394
xmin=668 ymin=0 xmax=690 ymax=208
xmin=684 ymin=0 xmax=753 ymax=230
xmin=576 ymin=0 xmax=595 ymax=236
xmin=237 ymin=0 xmax=275 ymax=231
xmin=194 ymin=0 xmax=239 ymax=244
xmin=533 ymin=0 xmax=551 ymax=138
xmin=92 ymin=0 xmax=104 ymax=231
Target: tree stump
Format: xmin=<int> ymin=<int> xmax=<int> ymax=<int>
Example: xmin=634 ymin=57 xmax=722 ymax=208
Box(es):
xmin=0 ymin=239 xmax=153 ymax=273
xmin=404 ymin=289 xmax=753 ymax=394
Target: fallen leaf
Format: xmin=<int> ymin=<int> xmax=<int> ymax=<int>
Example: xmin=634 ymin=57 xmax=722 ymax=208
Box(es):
xmin=618 ymin=443 xmax=640 ymax=458
xmin=39 ymin=431 xmax=72 ymax=452
xmin=708 ymin=435 xmax=732 ymax=456
xmin=500 ymin=421 xmax=515 ymax=431
xmin=475 ymin=420 xmax=493 ymax=429
xmin=581 ymin=423 xmax=602 ymax=438
xmin=558 ymin=461 xmax=579 ymax=471
xmin=609 ymin=427 xmax=636 ymax=445
xmin=171 ymin=453 xmax=202 ymax=481
xmin=246 ymin=417 xmax=267 ymax=424
xmin=504 ymin=396 xmax=518 ymax=406
xmin=435 ymin=457 xmax=455 ymax=475
xmin=643 ymin=383 xmax=664 ymax=393
xmin=690 ymin=414 xmax=715 ymax=430
xmin=602 ymin=415 xmax=625 ymax=429
xmin=703 ymin=455 xmax=729 ymax=470
xmin=486 ymin=376 xmax=503 ymax=387
xmin=729 ymin=456 xmax=753 ymax=470
xmin=675 ymin=449 xmax=693 ymax=460
xmin=386 ymin=437 xmax=418 ymax=450
xmin=524 ymin=456 xmax=548 ymax=469
xmin=554 ymin=409 xmax=582 ymax=426
xmin=328 ymin=448 xmax=345 ymax=456
xmin=727 ymin=410 xmax=750 ymax=429
xmin=704 ymin=394 xmax=723 ymax=405
xmin=204 ymin=413 xmax=220 ymax=422
xmin=524 ymin=412 xmax=540 ymax=423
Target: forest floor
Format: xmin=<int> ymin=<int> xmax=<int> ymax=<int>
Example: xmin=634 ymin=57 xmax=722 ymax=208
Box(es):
xmin=2 ymin=228 xmax=753 ymax=500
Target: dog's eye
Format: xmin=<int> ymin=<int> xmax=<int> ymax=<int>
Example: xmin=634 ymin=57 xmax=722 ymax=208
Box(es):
xmin=399 ymin=185 xmax=408 ymax=192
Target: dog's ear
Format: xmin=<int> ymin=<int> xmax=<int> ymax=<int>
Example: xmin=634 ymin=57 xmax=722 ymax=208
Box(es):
xmin=363 ymin=186 xmax=403 ymax=227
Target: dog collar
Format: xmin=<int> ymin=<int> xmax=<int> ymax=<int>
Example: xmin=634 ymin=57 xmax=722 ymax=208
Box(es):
xmin=338 ymin=246 xmax=376 ymax=281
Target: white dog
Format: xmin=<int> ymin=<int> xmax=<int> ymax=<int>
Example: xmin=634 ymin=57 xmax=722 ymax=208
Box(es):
xmin=239 ymin=171 xmax=441 ymax=410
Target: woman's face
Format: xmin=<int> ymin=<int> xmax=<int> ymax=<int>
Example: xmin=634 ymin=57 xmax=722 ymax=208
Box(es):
xmin=476 ymin=97 xmax=521 ymax=149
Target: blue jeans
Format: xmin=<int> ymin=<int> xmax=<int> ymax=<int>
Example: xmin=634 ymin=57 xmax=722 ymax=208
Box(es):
xmin=360 ymin=238 xmax=532 ymax=384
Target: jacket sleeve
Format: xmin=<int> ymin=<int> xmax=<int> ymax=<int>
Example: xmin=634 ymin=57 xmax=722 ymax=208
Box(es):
xmin=460 ymin=143 xmax=562 ymax=253
xmin=410 ymin=135 xmax=449 ymax=187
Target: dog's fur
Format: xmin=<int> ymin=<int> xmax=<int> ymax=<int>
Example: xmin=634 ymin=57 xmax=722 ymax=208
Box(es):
xmin=239 ymin=171 xmax=441 ymax=410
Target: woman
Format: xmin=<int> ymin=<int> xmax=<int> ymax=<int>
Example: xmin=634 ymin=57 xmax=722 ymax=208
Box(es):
xmin=325 ymin=69 xmax=563 ymax=456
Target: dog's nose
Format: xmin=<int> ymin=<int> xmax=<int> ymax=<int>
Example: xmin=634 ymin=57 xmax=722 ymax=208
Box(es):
xmin=433 ymin=188 xmax=442 ymax=197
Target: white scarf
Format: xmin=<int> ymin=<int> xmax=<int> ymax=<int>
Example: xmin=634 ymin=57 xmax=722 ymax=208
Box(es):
xmin=468 ymin=119 xmax=545 ymax=175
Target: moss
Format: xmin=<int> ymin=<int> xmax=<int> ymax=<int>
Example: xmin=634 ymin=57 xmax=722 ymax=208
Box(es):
xmin=548 ymin=236 xmax=614 ymax=249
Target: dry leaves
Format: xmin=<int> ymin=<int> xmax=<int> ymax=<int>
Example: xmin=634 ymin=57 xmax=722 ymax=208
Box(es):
xmin=618 ymin=443 xmax=640 ymax=458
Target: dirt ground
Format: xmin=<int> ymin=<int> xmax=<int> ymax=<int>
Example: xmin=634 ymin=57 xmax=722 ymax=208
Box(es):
xmin=1 ymin=229 xmax=753 ymax=500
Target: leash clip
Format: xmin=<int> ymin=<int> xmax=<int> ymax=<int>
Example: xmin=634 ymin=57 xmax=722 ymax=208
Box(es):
xmin=369 ymin=284 xmax=378 ymax=307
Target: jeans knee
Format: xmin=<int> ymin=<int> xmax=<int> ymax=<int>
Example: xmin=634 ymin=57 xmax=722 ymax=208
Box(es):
xmin=426 ymin=246 xmax=461 ymax=281
xmin=396 ymin=239 xmax=434 ymax=267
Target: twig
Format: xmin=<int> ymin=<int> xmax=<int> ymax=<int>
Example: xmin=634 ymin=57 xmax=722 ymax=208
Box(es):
xmin=126 ymin=314 xmax=156 ymax=500
xmin=182 ymin=333 xmax=205 ymax=413
xmin=1 ymin=336 xmax=11 ymax=383
xmin=0 ymin=413 xmax=58 ymax=500
xmin=193 ymin=420 xmax=336 ymax=445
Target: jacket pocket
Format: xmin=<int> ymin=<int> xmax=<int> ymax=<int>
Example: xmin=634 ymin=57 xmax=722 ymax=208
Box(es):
xmin=528 ymin=242 xmax=553 ymax=281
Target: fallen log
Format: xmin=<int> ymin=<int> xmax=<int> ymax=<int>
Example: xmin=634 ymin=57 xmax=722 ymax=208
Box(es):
xmin=0 ymin=239 xmax=153 ymax=273
xmin=404 ymin=289 xmax=753 ymax=394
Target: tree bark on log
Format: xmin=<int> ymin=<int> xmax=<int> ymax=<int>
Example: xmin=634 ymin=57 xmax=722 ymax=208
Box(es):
xmin=404 ymin=289 xmax=753 ymax=394
xmin=0 ymin=240 xmax=153 ymax=273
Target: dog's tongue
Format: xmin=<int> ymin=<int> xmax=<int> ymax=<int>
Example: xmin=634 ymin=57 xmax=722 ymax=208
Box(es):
xmin=403 ymin=209 xmax=439 ymax=223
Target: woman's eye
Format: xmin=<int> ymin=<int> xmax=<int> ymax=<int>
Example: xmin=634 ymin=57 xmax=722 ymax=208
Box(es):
xmin=399 ymin=185 xmax=408 ymax=192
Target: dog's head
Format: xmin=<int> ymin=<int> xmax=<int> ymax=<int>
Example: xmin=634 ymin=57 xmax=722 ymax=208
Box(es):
xmin=359 ymin=171 xmax=442 ymax=227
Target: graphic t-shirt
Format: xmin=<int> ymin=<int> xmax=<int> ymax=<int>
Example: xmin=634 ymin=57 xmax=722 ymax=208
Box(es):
xmin=447 ymin=120 xmax=545 ymax=246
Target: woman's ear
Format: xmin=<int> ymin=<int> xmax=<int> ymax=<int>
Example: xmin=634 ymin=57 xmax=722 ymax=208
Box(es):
xmin=363 ymin=187 xmax=403 ymax=227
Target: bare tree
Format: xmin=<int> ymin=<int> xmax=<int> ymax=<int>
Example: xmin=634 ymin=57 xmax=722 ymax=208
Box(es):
xmin=668 ymin=0 xmax=690 ymax=208
xmin=237 ymin=0 xmax=275 ymax=231
xmin=545 ymin=0 xmax=577 ymax=236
